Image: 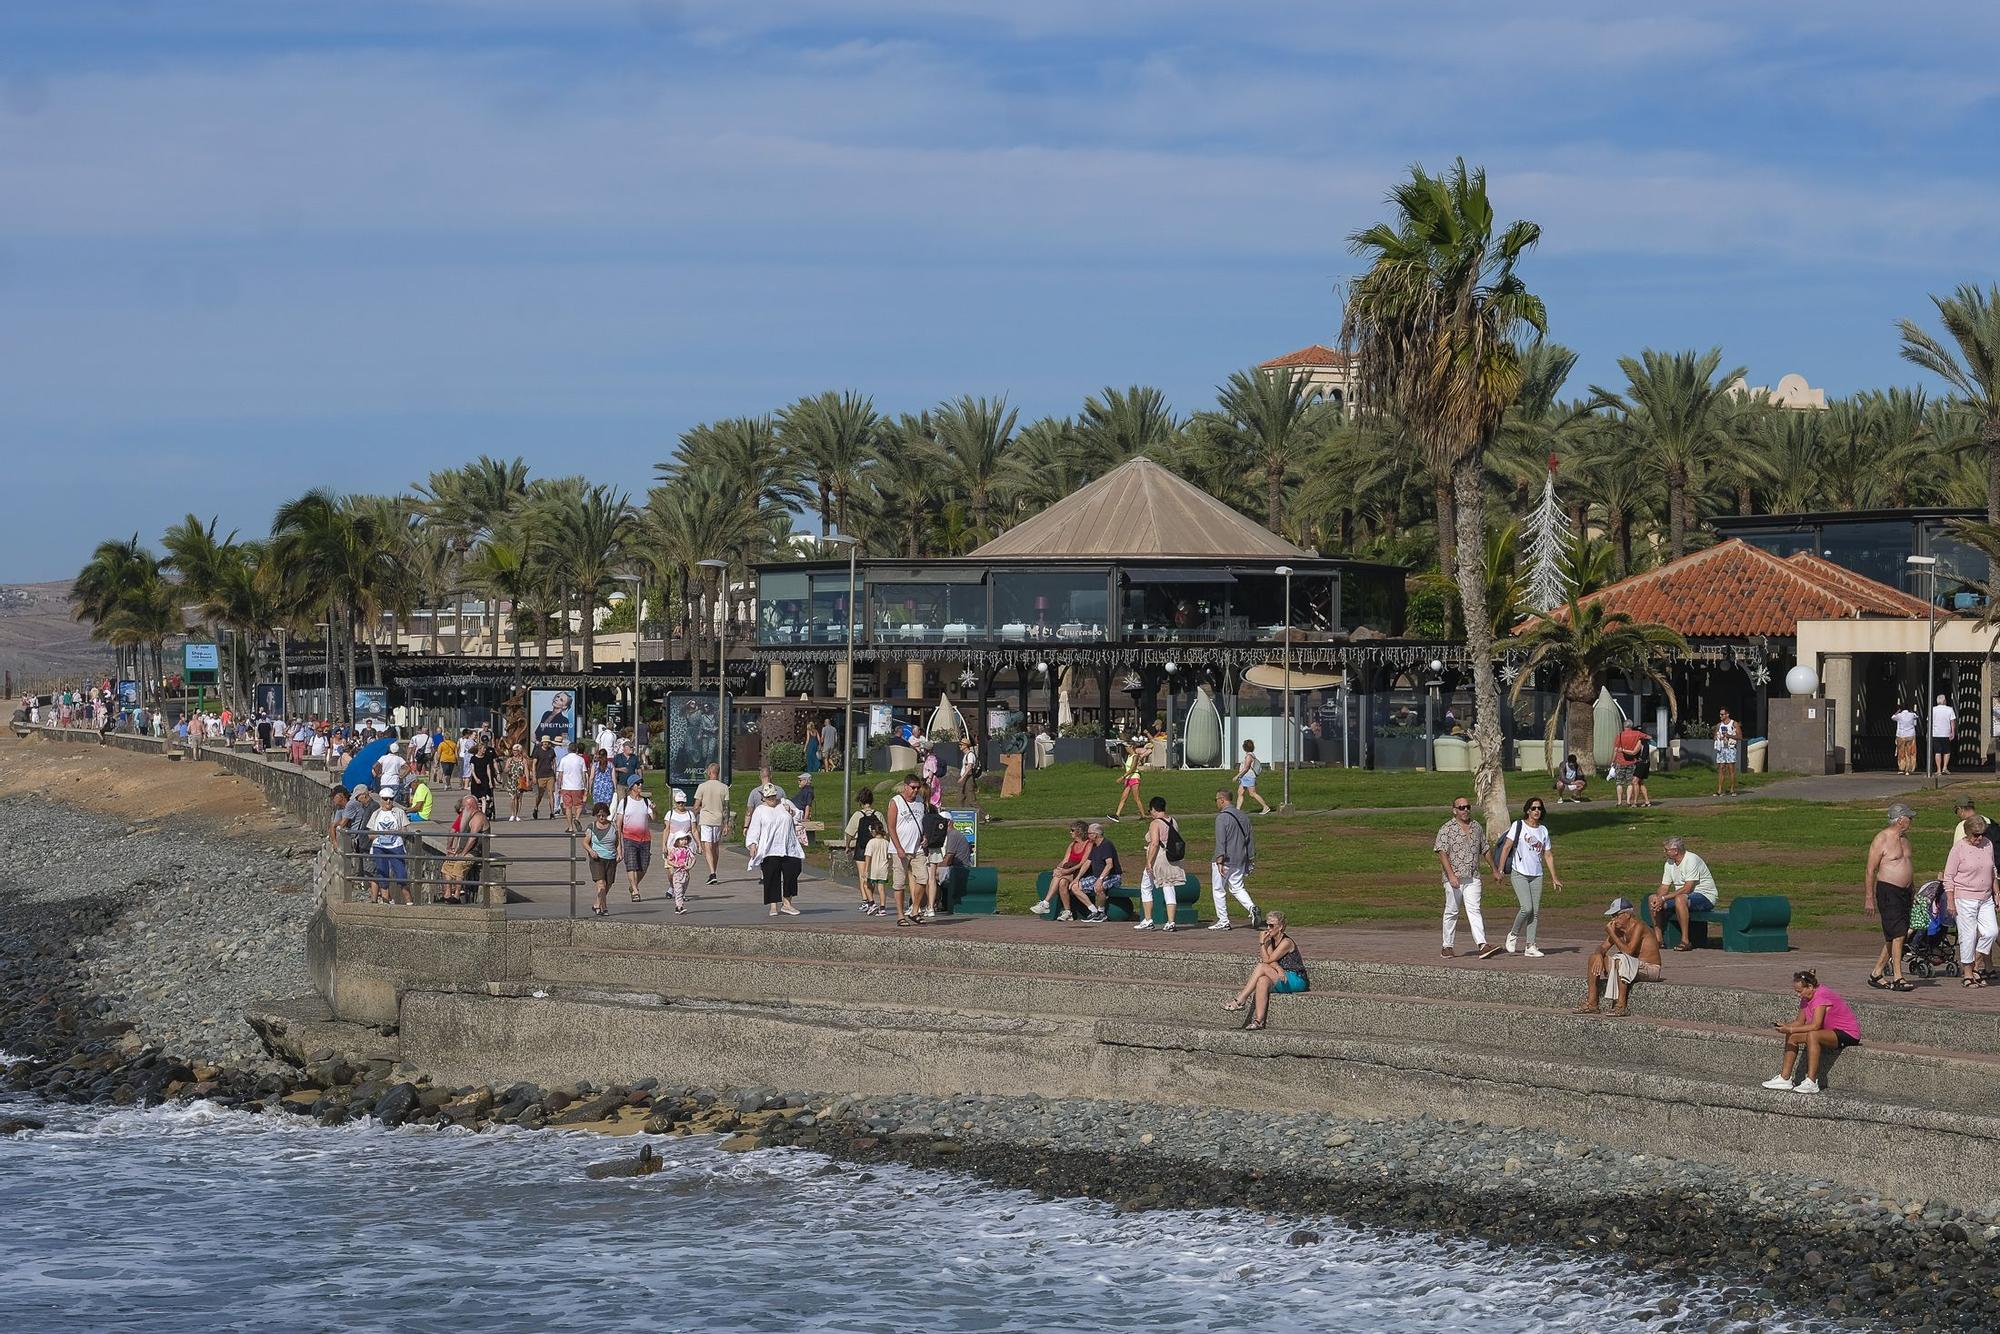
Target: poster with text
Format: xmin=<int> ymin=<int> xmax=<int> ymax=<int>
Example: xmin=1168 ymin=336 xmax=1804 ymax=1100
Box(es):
xmin=117 ymin=680 xmax=140 ymax=707
xmin=944 ymin=808 xmax=978 ymax=865
xmin=353 ymin=687 xmax=389 ymax=722
xmin=530 ymin=688 xmax=576 ymax=746
xmin=665 ymin=690 xmax=729 ymax=791
xmin=253 ymin=683 xmax=284 ymax=718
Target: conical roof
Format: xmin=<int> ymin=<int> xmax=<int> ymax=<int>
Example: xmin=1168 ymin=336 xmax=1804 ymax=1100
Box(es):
xmin=968 ymin=457 xmax=1315 ymax=561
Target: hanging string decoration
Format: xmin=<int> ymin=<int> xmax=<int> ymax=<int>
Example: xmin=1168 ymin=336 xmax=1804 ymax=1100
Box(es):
xmin=1522 ymin=454 xmax=1575 ymax=613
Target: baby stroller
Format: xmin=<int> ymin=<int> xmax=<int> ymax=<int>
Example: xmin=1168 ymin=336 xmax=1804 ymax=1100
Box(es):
xmin=1903 ymin=879 xmax=1960 ymax=978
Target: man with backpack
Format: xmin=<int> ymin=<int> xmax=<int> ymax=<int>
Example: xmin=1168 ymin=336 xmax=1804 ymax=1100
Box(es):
xmin=1134 ymin=796 xmax=1188 ymax=931
xmin=1209 ymin=788 xmax=1261 ymax=930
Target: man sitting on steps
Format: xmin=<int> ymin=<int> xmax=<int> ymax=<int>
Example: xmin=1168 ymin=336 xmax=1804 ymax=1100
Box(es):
xmin=1578 ymin=897 xmax=1661 ymax=1016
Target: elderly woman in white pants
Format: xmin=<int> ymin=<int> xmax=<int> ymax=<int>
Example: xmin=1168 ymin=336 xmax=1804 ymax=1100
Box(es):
xmin=1943 ymin=814 xmax=1999 ymax=987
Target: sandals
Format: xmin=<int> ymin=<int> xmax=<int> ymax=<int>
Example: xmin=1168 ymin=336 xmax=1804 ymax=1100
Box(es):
xmin=1867 ymin=974 xmax=1889 ymax=990
xmin=1242 ymin=1020 xmax=1265 ymax=1031
xmin=1673 ymin=944 xmax=1693 ymax=952
xmin=1891 ymin=979 xmax=1916 ymax=992
xmin=629 ymin=891 xmax=642 ymax=902
xmin=1223 ymin=1000 xmax=1245 ymax=1011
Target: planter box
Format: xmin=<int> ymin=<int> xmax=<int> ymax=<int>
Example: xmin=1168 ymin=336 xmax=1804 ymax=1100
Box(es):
xmin=1372 ymin=734 xmax=1428 ymax=770
xmin=1051 ymin=737 xmax=1107 ymax=766
xmin=1679 ymin=739 xmax=1716 ymax=767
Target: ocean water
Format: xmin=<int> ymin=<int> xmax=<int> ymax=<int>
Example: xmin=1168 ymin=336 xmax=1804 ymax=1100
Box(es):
xmin=0 ymin=1093 xmax=1808 ymax=1333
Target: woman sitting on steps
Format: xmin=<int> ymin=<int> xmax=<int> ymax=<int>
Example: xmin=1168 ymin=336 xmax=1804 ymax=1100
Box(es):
xmin=1224 ymin=912 xmax=1307 ymax=1030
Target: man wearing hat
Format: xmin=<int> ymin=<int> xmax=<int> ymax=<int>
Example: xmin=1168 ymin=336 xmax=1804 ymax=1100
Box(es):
xmin=373 ymin=740 xmax=406 ymax=804
xmin=1577 ymin=897 xmax=1660 ymax=1016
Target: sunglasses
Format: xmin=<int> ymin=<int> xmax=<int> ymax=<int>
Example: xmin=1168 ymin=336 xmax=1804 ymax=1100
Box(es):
xmin=1452 ymin=804 xmax=1470 ymax=811
xmin=1527 ymin=805 xmax=1545 ymax=812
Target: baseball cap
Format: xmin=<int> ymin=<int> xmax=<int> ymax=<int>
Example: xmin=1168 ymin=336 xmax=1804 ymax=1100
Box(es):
xmin=388 ymin=741 xmax=400 ymax=753
xmin=759 ymin=783 xmax=782 ymax=799
xmin=627 ymin=774 xmax=645 ymax=787
xmin=797 ymin=773 xmax=811 ymax=783
xmin=671 ymin=788 xmax=687 ymax=802
xmin=1604 ymin=897 xmax=1635 ymax=916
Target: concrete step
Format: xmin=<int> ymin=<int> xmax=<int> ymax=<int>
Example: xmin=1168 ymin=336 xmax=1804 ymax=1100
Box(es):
xmin=529 ymin=937 xmax=2000 ymax=1119
xmin=529 ymin=920 xmax=2000 ymax=1057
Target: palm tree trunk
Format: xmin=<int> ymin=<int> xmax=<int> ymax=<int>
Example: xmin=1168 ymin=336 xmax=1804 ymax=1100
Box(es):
xmin=1563 ymin=676 xmax=1595 ymax=775
xmin=367 ymin=624 xmax=383 ymax=693
xmin=1433 ymin=475 xmax=1457 ymax=572
xmin=1666 ymin=467 xmax=1688 ymax=559
xmin=1267 ymin=463 xmax=1285 ymax=533
xmin=277 ymin=629 xmax=290 ymax=716
xmin=1985 ymin=431 xmax=2000 ymax=583
xmin=1452 ymin=453 xmax=1510 ymax=831
xmin=582 ymin=592 xmax=596 ymax=672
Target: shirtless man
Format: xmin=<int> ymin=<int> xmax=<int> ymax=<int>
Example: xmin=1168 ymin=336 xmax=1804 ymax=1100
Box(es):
xmin=1864 ymin=803 xmax=1918 ymax=992
xmin=1578 ymin=897 xmax=1661 ymax=1016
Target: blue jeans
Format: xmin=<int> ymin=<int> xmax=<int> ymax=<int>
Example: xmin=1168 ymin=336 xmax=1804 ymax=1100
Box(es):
xmin=372 ymin=851 xmax=408 ymax=884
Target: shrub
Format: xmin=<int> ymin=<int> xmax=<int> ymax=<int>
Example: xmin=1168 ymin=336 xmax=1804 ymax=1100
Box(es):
xmin=1058 ymin=719 xmax=1102 ymax=738
xmin=766 ymin=740 xmax=808 ymax=773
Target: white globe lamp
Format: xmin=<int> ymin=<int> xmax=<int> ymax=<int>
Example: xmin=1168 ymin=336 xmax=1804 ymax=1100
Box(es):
xmin=1784 ymin=664 xmax=1819 ymax=696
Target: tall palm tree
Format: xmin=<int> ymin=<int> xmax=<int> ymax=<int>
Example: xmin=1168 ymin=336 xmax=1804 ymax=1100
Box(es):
xmin=71 ymin=536 xmax=171 ymax=693
xmin=1008 ymin=416 xmax=1094 ymax=516
xmin=1593 ymin=348 xmax=1743 ymax=559
xmin=932 ymin=395 xmax=1019 ymax=542
xmin=1213 ymin=367 xmax=1338 ymax=534
xmin=268 ymin=489 xmax=393 ymax=723
xmin=538 ymin=483 xmax=633 ymax=670
xmin=852 ymin=414 xmax=946 ymax=558
xmin=1900 ymin=284 xmax=2000 ymax=574
xmin=419 ymin=455 xmax=529 ymax=656
xmin=1511 ymin=596 xmax=1686 ymax=775
xmin=779 ymin=391 xmax=879 ymax=536
xmin=1859 ymin=387 xmax=1938 ymax=508
xmin=1343 ymin=156 xmax=1546 ymax=830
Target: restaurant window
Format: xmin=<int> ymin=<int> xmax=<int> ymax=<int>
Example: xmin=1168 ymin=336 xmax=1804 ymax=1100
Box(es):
xmin=1121 ymin=573 xmax=1231 ymax=641
xmin=992 ymin=572 xmax=1110 ymax=642
xmin=756 ymin=571 xmax=809 ymax=645
xmin=870 ymin=581 xmax=987 ymax=644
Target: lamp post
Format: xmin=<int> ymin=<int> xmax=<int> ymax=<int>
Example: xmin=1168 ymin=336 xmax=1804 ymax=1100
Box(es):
xmin=1425 ymin=657 xmax=1444 ymax=771
xmin=1908 ymin=554 xmax=1939 ymax=787
xmin=1274 ymin=565 xmax=1294 ymax=811
xmin=697 ymin=559 xmax=729 ymax=771
xmin=821 ymin=534 xmax=860 ymax=836
xmin=615 ymin=574 xmax=644 ymax=764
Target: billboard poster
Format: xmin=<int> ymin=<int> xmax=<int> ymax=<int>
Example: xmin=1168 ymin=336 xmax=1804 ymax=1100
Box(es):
xmin=183 ymin=642 xmax=219 ymax=672
xmin=943 ymin=808 xmax=978 ymax=866
xmin=530 ymin=688 xmax=577 ymax=746
xmin=253 ymin=683 xmax=284 ymax=717
xmin=666 ymin=690 xmax=729 ymax=791
xmin=117 ymin=680 xmax=140 ymax=706
xmin=353 ymin=686 xmax=389 ymax=722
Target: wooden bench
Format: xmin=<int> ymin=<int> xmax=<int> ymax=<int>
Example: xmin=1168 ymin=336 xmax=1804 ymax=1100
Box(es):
xmin=1639 ymin=894 xmax=1791 ymax=953
xmin=1033 ymin=870 xmax=1201 ymax=925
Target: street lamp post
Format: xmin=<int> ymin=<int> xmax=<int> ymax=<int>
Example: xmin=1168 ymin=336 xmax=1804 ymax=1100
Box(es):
xmin=697 ymin=559 xmax=729 ymax=772
xmin=822 ymin=535 xmax=860 ymax=837
xmin=1909 ymin=554 xmax=1939 ymax=787
xmin=616 ymin=574 xmax=644 ymax=764
xmin=1275 ymin=565 xmax=1294 ymax=812
xmin=1426 ymin=657 xmax=1444 ymax=771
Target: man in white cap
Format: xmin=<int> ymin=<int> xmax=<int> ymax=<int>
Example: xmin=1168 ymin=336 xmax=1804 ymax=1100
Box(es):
xmin=1577 ymin=897 xmax=1660 ymax=1016
xmin=374 ymin=740 xmax=406 ymax=804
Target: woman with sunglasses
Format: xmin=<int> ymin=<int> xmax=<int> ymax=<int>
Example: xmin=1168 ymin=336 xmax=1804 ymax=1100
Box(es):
xmin=1493 ymin=797 xmax=1562 ymax=958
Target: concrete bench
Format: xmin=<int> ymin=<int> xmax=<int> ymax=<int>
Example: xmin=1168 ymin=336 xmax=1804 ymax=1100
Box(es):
xmin=940 ymin=865 xmax=998 ymax=914
xmin=1033 ymin=869 xmax=1201 ymax=925
xmin=1640 ymin=894 xmax=1791 ymax=953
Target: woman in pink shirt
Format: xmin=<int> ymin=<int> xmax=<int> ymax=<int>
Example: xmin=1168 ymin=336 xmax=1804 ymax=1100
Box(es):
xmin=1761 ymin=969 xmax=1861 ymax=1095
xmin=1943 ymin=814 xmax=1999 ymax=986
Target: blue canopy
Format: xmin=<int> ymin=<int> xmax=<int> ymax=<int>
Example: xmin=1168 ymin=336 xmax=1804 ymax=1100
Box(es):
xmin=342 ymin=737 xmax=394 ymax=793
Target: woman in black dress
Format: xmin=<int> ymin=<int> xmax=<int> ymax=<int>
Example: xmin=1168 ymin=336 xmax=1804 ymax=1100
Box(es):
xmin=467 ymin=738 xmax=496 ymax=816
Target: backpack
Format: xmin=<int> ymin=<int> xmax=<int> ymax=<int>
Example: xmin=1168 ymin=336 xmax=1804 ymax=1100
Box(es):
xmin=1490 ymin=819 xmax=1523 ymax=877
xmin=1163 ymin=817 xmax=1187 ymax=864
xmin=920 ymin=802 xmax=951 ymax=853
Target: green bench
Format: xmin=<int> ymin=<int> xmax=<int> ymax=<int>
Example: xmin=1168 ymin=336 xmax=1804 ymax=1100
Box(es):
xmin=1032 ymin=870 xmax=1201 ymax=925
xmin=939 ymin=865 xmax=999 ymax=915
xmin=1639 ymin=894 xmax=1791 ymax=953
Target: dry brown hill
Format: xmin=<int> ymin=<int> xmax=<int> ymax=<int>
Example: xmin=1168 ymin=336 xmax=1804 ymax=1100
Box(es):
xmin=0 ymin=580 xmax=108 ymax=689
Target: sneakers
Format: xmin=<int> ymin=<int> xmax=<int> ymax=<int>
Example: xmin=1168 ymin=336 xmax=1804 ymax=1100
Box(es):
xmin=1133 ymin=919 xmax=1155 ymax=930
xmin=1208 ymin=920 xmax=1232 ymax=931
xmin=1523 ymin=946 xmax=1545 ymax=959
xmin=1161 ymin=922 xmax=1176 ymax=933
xmin=1057 ymin=910 xmax=1075 ymax=922
xmin=923 ymin=907 xmax=936 ymax=920
xmin=1087 ymin=910 xmax=1106 ymax=923
xmin=1477 ymin=942 xmax=1505 ymax=960
xmin=1030 ymin=900 xmax=1052 ymax=915
xmin=1760 ymin=1075 xmax=1795 ymax=1090
xmin=1246 ymin=906 xmax=1261 ymax=928
xmin=1505 ymin=933 xmax=1519 ymax=954
xmin=706 ymin=873 xmax=719 ymax=886
xmin=1794 ymin=1078 xmax=1822 ymax=1095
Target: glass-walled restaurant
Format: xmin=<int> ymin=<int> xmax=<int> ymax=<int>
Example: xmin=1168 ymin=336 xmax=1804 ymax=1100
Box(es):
xmin=753 ymin=561 xmax=1402 ymax=647
xmin=1714 ymin=508 xmax=1987 ymax=607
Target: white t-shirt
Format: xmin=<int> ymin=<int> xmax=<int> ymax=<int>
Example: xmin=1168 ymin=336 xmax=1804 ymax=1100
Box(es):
xmin=557 ymin=751 xmax=590 ymax=792
xmin=890 ymin=793 xmax=925 ymax=855
xmin=1932 ymin=704 xmax=1956 ymax=739
xmin=1892 ymin=709 xmax=1918 ymax=739
xmin=1511 ymin=822 xmax=1551 ymax=877
xmin=375 ymin=753 xmax=406 ymax=788
xmin=367 ymin=805 xmax=407 ymax=850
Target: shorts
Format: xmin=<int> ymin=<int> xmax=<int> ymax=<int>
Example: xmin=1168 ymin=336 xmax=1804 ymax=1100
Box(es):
xmin=1123 ymin=775 xmax=1141 ymax=788
xmin=1836 ymin=1032 xmax=1862 ymax=1049
xmin=623 ymin=838 xmax=652 ymax=874
xmin=891 ymin=855 xmax=934 ymax=890
xmin=1687 ymin=892 xmax=1715 ymax=913
xmin=562 ymin=789 xmax=585 ymax=813
xmin=1238 ymin=773 xmax=1257 ymax=788
xmin=1606 ymin=764 xmax=1630 ymax=783
xmin=1714 ymin=745 xmax=1738 ymax=766
xmin=588 ymin=854 xmax=618 ymax=885
xmin=1876 ymin=882 xmax=1914 ymax=941
xmin=1633 ymin=757 xmax=1651 ymax=781
xmin=371 ymin=851 xmax=408 ymax=883
xmin=1272 ymin=970 xmax=1309 ymax=995
xmin=1079 ymin=873 xmax=1122 ymax=895
xmin=699 ymin=823 xmax=722 ymax=844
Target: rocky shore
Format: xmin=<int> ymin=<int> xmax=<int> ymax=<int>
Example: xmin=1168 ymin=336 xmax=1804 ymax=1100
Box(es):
xmin=3 ymin=787 xmax=1996 ymax=1327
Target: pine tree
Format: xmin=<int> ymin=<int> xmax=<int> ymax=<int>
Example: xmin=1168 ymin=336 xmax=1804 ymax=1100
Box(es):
xmin=1523 ymin=455 xmax=1573 ymax=612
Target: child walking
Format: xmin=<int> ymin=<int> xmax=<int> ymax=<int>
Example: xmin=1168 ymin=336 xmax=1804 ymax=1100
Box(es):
xmin=666 ymin=830 xmax=694 ymax=914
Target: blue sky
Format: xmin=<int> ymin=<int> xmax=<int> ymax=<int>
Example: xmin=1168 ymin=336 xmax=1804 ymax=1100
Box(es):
xmin=2 ymin=1 xmax=1995 ymax=580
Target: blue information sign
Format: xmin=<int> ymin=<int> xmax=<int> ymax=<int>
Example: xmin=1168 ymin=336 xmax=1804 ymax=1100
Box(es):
xmin=183 ymin=643 xmax=220 ymax=672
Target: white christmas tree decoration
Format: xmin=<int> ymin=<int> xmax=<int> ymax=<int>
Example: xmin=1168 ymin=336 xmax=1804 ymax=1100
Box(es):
xmin=1523 ymin=455 xmax=1574 ymax=612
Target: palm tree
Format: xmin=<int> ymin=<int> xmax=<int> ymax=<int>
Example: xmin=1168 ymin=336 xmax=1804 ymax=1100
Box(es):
xmin=1707 ymin=394 xmax=1783 ymax=516
xmin=1593 ymin=348 xmax=1744 ymax=559
xmin=1078 ymin=385 xmax=1178 ymax=469
xmin=1900 ymin=284 xmax=2000 ymax=574
xmin=419 ymin=455 xmax=529 ymax=656
xmin=71 ymin=537 xmax=173 ymax=695
xmin=932 ymin=395 xmax=1019 ymax=542
xmin=537 ymin=483 xmax=633 ymax=670
xmin=1213 ymin=367 xmax=1338 ymax=534
xmin=1008 ymin=416 xmax=1094 ymax=515
xmin=1859 ymin=388 xmax=1938 ymax=508
xmin=268 ymin=489 xmax=394 ymax=723
xmin=1511 ymin=596 xmax=1687 ymax=775
xmin=780 ymin=390 xmax=880 ymax=536
xmin=1343 ymin=156 xmax=1546 ymax=830
xmin=851 ymin=414 xmax=946 ymax=558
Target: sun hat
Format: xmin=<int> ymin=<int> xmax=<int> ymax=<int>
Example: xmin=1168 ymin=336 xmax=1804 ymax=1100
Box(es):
xmin=388 ymin=741 xmax=400 ymax=753
xmin=627 ymin=774 xmax=645 ymax=787
xmin=1604 ymin=897 xmax=1636 ymax=916
xmin=797 ymin=773 xmax=811 ymax=784
xmin=759 ymin=784 xmax=782 ymax=799
xmin=671 ymin=788 xmax=688 ymax=802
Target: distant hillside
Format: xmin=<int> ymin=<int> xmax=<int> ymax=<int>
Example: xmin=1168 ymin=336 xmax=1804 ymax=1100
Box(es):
xmin=0 ymin=580 xmax=109 ymax=689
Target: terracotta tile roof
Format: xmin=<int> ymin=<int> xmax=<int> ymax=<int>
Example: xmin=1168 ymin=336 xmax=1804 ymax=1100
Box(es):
xmin=968 ymin=457 xmax=1315 ymax=561
xmin=1258 ymin=343 xmax=1349 ymax=370
xmin=1528 ymin=539 xmax=1933 ymax=639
